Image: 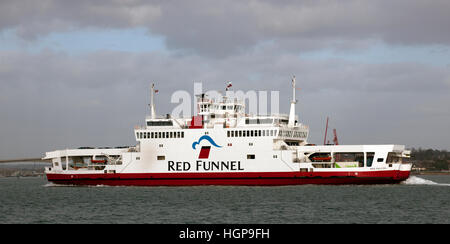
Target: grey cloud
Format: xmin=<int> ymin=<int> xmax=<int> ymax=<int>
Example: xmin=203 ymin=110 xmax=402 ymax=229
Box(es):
xmin=1 ymin=50 xmax=449 ymax=158
xmin=1 ymin=0 xmax=450 ymax=56
xmin=0 ymin=0 xmax=162 ymax=39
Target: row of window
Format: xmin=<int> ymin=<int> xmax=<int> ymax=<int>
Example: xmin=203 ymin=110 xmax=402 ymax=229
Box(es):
xmin=279 ymin=130 xmax=308 ymax=138
xmin=137 ymin=129 xmax=307 ymax=139
xmin=226 ymin=129 xmax=307 ymax=138
xmin=137 ymin=131 xmax=185 ymax=139
xmin=227 ymin=129 xmax=278 ymax=137
xmin=150 ymin=154 xmax=255 ymax=161
xmin=245 ymin=118 xmax=289 ymax=125
xmin=147 ymin=120 xmax=173 ymax=126
xmin=199 ymin=104 xmax=243 ymax=112
xmin=245 ymin=118 xmax=274 ymax=124
xmin=308 ymin=152 xmax=401 ymax=168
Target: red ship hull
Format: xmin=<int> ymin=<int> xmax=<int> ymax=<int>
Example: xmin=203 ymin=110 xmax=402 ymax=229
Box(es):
xmin=46 ymin=170 xmax=410 ymax=186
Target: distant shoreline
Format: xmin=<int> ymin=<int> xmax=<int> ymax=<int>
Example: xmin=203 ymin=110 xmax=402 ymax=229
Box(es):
xmin=412 ymin=171 xmax=450 ymax=175
xmin=0 ymin=158 xmax=50 ymax=163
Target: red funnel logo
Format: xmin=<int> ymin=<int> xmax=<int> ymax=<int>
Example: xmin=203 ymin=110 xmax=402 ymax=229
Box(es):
xmin=192 ymin=135 xmax=221 ymax=159
xmin=198 ymin=146 xmax=211 ymax=159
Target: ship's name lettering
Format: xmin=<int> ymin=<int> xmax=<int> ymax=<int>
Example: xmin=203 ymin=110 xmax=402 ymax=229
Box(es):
xmin=168 ymin=161 xmax=244 ymax=171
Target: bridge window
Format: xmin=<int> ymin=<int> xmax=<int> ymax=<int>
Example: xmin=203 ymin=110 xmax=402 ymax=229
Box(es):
xmin=387 ymin=152 xmax=402 ymax=164
xmin=245 ymin=118 xmax=273 ymax=124
xmin=247 ymin=154 xmax=255 ymax=159
xmin=147 ymin=121 xmax=173 ymax=126
xmin=285 ymin=141 xmax=299 ymax=146
xmin=245 ymin=119 xmax=256 ymax=124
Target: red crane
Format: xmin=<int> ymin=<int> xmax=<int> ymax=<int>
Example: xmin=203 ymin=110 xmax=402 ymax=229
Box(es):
xmin=324 ymin=117 xmax=339 ymax=145
xmin=333 ymin=128 xmax=339 ymax=145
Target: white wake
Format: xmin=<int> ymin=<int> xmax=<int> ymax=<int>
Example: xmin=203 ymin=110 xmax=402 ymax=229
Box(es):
xmin=402 ymin=176 xmax=450 ymax=186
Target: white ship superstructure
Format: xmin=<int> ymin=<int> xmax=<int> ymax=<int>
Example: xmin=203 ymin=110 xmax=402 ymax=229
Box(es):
xmin=44 ymin=78 xmax=411 ymax=186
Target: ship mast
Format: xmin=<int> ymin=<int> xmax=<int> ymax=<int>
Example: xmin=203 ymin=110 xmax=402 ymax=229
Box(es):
xmin=288 ymin=75 xmax=296 ymax=127
xmin=150 ymin=83 xmax=156 ymax=119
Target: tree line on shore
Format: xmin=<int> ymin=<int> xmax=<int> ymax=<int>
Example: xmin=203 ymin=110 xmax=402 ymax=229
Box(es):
xmin=407 ymin=148 xmax=450 ymax=171
xmin=0 ymin=148 xmax=449 ymax=177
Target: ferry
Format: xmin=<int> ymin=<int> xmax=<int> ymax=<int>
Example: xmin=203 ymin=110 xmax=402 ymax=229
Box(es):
xmin=44 ymin=78 xmax=412 ymax=186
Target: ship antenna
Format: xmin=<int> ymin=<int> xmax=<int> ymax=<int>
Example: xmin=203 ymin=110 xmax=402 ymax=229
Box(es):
xmin=288 ymin=75 xmax=297 ymax=127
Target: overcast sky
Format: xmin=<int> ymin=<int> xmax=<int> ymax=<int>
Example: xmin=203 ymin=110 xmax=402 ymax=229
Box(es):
xmin=1 ymin=0 xmax=449 ymax=158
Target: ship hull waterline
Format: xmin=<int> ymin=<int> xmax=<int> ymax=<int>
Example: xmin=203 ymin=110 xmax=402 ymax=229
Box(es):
xmin=46 ymin=170 xmax=410 ymax=186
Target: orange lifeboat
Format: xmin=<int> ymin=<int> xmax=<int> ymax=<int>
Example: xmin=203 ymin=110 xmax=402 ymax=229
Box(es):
xmin=311 ymin=156 xmax=332 ymax=161
xmin=91 ymin=159 xmax=107 ymax=164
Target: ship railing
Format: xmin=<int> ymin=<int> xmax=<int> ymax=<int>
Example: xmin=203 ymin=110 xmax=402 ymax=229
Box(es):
xmin=275 ymin=124 xmax=309 ymax=130
xmin=145 ymin=115 xmax=172 ymax=120
xmin=245 ymin=113 xmax=290 ymax=118
xmin=198 ymin=97 xmax=244 ymax=104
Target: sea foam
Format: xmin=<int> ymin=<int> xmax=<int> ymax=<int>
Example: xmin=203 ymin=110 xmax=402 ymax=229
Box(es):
xmin=402 ymin=176 xmax=450 ymax=186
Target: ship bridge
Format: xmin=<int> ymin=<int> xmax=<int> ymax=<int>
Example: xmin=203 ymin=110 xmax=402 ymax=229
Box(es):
xmin=197 ymin=94 xmax=245 ymax=117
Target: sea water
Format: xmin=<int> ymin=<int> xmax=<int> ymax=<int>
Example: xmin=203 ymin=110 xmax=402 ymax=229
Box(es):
xmin=0 ymin=173 xmax=449 ymax=224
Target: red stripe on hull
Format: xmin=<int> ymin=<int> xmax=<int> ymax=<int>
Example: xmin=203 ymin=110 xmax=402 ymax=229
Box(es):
xmin=46 ymin=170 xmax=411 ymax=186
